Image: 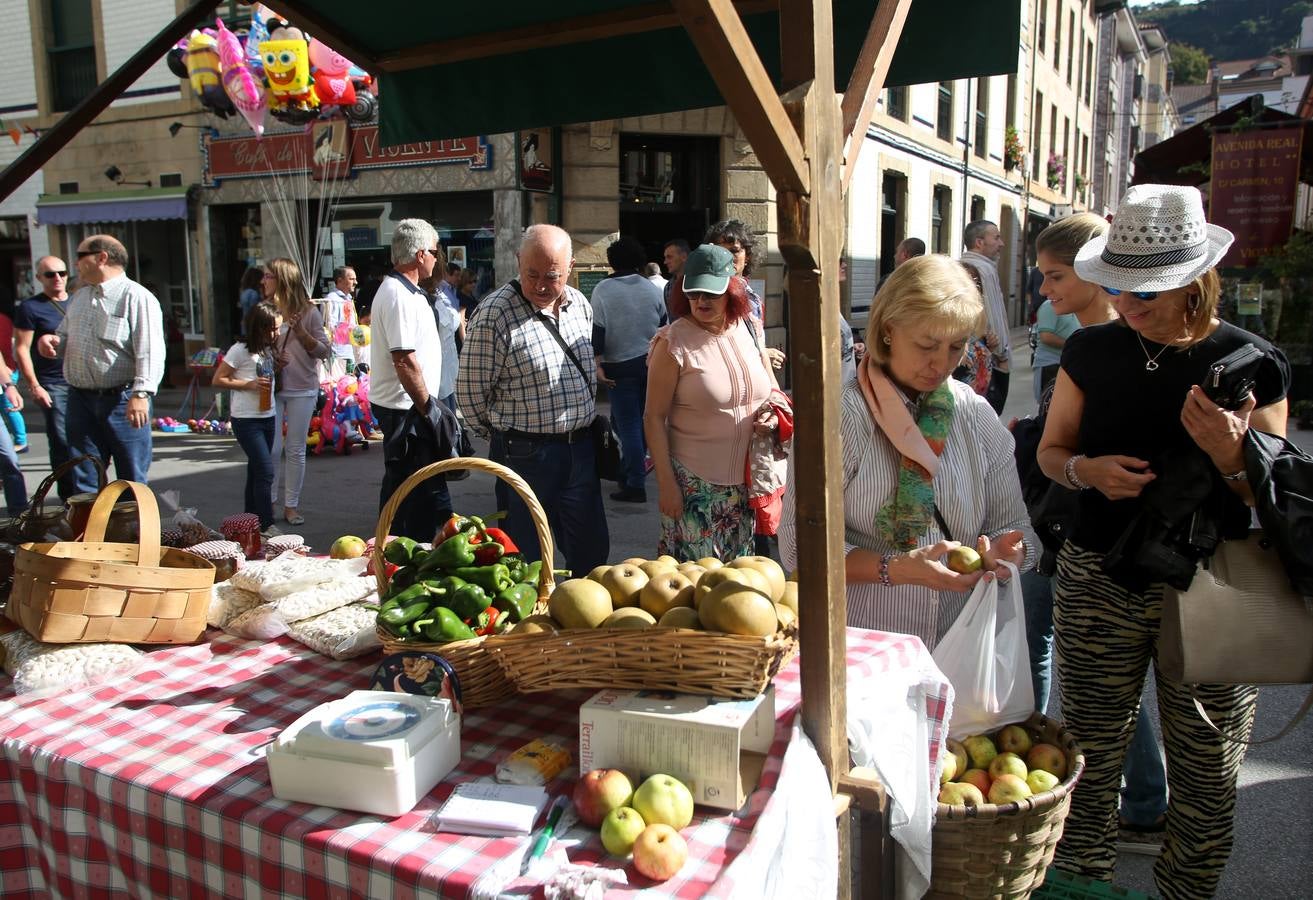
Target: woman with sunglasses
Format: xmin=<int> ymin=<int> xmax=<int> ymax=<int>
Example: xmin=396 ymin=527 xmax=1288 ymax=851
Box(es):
xmin=262 ymin=258 xmax=330 ymax=527
xmin=1037 ymin=185 xmax=1289 ymax=898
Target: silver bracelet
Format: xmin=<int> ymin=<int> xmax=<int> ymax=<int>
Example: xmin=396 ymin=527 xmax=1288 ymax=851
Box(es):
xmin=877 ymin=554 xmax=895 ymax=587
xmin=1064 ymin=454 xmax=1089 ymax=490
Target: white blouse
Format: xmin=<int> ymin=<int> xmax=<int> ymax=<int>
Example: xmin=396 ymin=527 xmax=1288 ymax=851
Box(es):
xmin=779 ymin=378 xmax=1037 ymax=649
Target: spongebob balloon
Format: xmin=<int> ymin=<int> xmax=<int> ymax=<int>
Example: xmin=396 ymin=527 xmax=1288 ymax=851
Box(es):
xmin=260 ymin=35 xmax=318 ymax=120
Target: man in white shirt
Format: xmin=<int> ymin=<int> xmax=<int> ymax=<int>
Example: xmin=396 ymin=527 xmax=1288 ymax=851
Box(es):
xmin=369 ymin=219 xmax=449 ymax=540
xmin=960 ymin=220 xmax=1011 ymax=414
xmin=320 ymin=266 xmax=357 ymax=378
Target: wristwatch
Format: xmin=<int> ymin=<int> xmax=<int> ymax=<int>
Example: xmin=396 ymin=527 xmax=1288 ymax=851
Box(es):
xmin=1221 ymin=467 xmax=1247 ymax=482
xmin=131 ymin=390 xmax=152 ymax=400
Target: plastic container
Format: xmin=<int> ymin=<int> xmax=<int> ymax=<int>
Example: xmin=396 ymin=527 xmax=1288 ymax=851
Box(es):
xmin=1032 ymin=870 xmax=1153 ymax=899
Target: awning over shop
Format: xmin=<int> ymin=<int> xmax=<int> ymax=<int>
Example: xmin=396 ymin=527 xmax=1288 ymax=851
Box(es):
xmin=35 ymin=188 xmax=190 ymax=226
xmin=288 ymin=0 xmax=1021 ymax=146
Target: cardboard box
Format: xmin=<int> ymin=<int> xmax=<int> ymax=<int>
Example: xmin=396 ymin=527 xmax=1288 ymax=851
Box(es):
xmin=578 ymin=687 xmax=776 ymax=811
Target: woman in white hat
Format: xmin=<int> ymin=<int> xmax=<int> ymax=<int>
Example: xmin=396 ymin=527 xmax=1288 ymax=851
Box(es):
xmin=1037 ymin=184 xmax=1290 ymax=897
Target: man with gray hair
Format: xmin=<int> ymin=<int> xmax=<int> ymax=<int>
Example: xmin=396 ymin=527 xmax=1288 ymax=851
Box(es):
xmin=369 ymin=218 xmax=451 ymax=540
xmin=960 ymin=219 xmax=1011 ymax=413
xmin=458 ymin=223 xmax=609 ymax=573
xmin=37 ymin=234 xmax=163 ymax=492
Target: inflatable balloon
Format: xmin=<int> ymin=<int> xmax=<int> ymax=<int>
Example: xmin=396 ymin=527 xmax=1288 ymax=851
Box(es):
xmin=185 ymin=30 xmax=235 ymax=117
xmin=166 ymin=44 xmax=189 ymax=80
xmin=215 ymin=18 xmax=267 ymax=138
xmin=350 ymin=324 xmax=370 ymax=347
xmin=308 ymin=38 xmax=357 ymax=110
xmin=245 ymin=4 xmax=272 ymax=77
xmin=261 ymin=35 xmax=319 ymax=124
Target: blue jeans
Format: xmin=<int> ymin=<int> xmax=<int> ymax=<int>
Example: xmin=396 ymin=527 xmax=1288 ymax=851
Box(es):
xmin=231 ymin=417 xmax=276 ymax=529
xmin=66 ymin=387 xmax=152 ymax=493
xmin=607 ymin=370 xmax=648 ymax=491
xmin=37 ymin=382 xmax=74 ymax=500
xmin=490 ymin=431 xmax=610 ymax=575
xmin=1028 ymin=567 xmax=1168 ymax=825
xmin=0 ymin=406 xmax=27 ymax=515
xmin=4 ymin=370 xmax=26 ymax=447
xmin=374 ymin=404 xmax=452 ymax=543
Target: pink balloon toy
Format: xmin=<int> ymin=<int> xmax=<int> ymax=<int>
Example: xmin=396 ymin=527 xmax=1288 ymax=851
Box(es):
xmin=215 ymin=18 xmax=268 ymax=138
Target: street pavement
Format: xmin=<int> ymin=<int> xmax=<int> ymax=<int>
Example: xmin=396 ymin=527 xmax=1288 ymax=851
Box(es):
xmin=7 ymin=327 xmax=1309 ymax=897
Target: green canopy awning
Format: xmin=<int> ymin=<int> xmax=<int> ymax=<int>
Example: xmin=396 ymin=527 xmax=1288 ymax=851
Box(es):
xmin=286 ymin=0 xmax=1020 ymax=145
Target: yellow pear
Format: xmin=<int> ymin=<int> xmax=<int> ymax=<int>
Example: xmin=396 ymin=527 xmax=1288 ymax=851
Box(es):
xmin=727 ymin=556 xmax=786 ymax=602
xmin=778 ymin=582 xmax=799 ymax=617
xmin=773 ymin=602 xmax=796 ymax=628
xmin=656 ymin=554 xmax=679 ymax=567
xmin=699 ymin=580 xmax=777 ymax=636
xmin=512 ymin=614 xmax=560 ymax=635
xmin=639 ymin=571 xmax=695 ymax=618
xmin=676 ymin=562 xmax=708 ymax=583
xmin=601 ymin=607 xmax=656 ymax=629
xmin=548 ymin=578 xmax=614 ymax=629
xmin=695 ymin=557 xmax=723 ymax=570
xmin=621 ymin=557 xmax=649 ymax=567
xmin=586 ymin=564 xmax=613 ymax=584
xmin=598 ymin=564 xmax=649 ymax=608
xmin=638 ymin=558 xmax=678 ymax=579
xmin=694 ymin=567 xmax=768 ymax=610
xmin=657 ymin=607 xmax=702 ymax=629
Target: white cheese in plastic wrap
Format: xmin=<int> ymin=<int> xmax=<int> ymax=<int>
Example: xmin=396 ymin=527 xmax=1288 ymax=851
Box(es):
xmin=0 ymin=629 xmax=143 ymax=697
xmin=225 ymin=577 xmax=377 ymax=640
xmin=229 ymin=553 xmax=369 ymax=600
xmin=285 ymin=603 xmax=382 ymax=659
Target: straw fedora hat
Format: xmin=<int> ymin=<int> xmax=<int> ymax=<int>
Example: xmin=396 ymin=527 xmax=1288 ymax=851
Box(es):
xmin=1073 ymin=184 xmax=1233 ymax=292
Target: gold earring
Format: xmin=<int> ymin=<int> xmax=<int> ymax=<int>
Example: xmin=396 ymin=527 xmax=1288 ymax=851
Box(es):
xmin=882 ymin=335 xmax=892 ymax=345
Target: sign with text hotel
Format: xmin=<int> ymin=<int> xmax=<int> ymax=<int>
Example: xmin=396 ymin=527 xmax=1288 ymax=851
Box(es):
xmin=1208 ymin=125 xmax=1304 ymax=268
xmin=202 ymin=125 xmax=492 ymax=186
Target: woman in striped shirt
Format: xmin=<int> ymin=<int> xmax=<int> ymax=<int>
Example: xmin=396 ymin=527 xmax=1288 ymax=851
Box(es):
xmin=780 ymin=255 xmax=1035 ymax=649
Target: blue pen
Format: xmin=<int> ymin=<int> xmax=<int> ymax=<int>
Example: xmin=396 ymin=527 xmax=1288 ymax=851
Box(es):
xmin=523 ymin=795 xmax=568 ymax=874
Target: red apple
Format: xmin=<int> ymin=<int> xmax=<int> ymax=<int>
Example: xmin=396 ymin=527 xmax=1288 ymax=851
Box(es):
xmin=632 ymin=823 xmax=688 ymax=881
xmin=572 ymin=768 xmax=634 ymax=828
xmin=960 ymin=768 xmax=992 ymax=796
xmin=1026 ymin=743 xmax=1068 ymax=780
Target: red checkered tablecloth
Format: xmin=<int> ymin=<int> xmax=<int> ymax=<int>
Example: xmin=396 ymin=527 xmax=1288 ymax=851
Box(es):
xmin=0 ymin=627 xmax=946 ymax=898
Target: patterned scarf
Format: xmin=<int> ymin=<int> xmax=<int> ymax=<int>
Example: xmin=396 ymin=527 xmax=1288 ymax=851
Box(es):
xmin=856 ymin=355 xmax=955 ymax=549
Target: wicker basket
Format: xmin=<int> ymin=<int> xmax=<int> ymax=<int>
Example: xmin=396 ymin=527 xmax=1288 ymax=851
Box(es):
xmin=926 ymin=712 xmax=1087 ymax=899
xmin=7 ymin=481 xmax=216 ymax=644
xmin=373 ymin=458 xmax=555 ymax=708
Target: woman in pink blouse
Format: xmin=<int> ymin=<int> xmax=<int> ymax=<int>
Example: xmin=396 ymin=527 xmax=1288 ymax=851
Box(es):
xmin=644 ymin=244 xmax=777 ymax=560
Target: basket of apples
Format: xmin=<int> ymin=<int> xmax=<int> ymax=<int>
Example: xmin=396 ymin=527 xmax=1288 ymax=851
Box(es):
xmin=486 ymin=554 xmax=799 ymax=699
xmin=928 ymin=712 xmax=1085 ymax=899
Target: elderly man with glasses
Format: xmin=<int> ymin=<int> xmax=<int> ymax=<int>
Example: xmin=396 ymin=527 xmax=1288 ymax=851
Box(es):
xmin=15 ymin=257 xmax=73 ymax=496
xmin=457 ymin=224 xmax=610 ymax=574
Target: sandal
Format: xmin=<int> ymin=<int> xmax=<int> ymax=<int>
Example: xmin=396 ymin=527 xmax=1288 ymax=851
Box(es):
xmin=285 ymin=511 xmax=305 ymax=526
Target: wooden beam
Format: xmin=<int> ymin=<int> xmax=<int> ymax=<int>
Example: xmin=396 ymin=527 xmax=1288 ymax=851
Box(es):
xmin=774 ymin=3 xmax=847 ymax=795
xmin=376 ymin=0 xmax=778 ymax=72
xmin=0 ymin=0 xmax=222 ymax=204
xmin=839 ymin=0 xmax=914 ymax=193
xmin=266 ymin=0 xmax=381 ymax=70
xmin=674 ymin=0 xmax=809 ymax=195
xmin=778 ymin=0 xmax=815 ymax=90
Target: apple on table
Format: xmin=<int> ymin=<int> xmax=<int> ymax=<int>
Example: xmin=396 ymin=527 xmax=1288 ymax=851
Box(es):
xmin=572 ymin=769 xmax=634 ymax=828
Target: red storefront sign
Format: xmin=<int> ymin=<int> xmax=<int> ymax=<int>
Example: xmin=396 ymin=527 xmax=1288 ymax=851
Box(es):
xmin=1208 ymin=124 xmax=1304 ymax=268
xmin=202 ymin=125 xmax=492 ymax=186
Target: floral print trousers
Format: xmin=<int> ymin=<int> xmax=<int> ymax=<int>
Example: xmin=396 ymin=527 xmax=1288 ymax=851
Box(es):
xmin=657 ymin=457 xmax=754 ymax=561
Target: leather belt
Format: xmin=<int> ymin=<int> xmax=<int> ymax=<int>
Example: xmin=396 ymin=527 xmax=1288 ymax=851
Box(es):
xmin=73 ymin=384 xmax=131 ymax=396
xmin=500 ymin=426 xmax=591 ymax=444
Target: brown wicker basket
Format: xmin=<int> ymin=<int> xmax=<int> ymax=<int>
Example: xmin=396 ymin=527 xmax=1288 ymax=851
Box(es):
xmin=926 ymin=712 xmax=1086 ymax=899
xmin=489 ymin=620 xmax=798 ymax=698
xmin=373 ymin=458 xmax=555 ymax=708
xmin=7 ymin=481 xmax=216 ymax=644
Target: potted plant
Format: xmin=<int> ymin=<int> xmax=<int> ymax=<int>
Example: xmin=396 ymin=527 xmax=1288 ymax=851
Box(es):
xmin=1004 ymin=126 xmax=1024 ymax=171
xmin=1046 ymin=153 xmax=1066 ymax=191
xmin=1073 ymin=171 xmax=1087 ymax=200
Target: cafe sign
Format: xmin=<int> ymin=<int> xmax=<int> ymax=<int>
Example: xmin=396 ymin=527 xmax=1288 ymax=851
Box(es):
xmin=203 ymin=125 xmax=493 ymax=186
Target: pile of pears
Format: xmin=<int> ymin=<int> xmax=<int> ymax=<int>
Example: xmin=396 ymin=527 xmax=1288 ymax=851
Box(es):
xmin=516 ymin=555 xmax=798 ymax=637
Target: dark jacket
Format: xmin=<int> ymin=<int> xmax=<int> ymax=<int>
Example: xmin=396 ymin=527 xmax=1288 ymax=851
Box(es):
xmin=381 ymin=397 xmax=460 ymax=494
xmin=1245 ymin=428 xmax=1313 ymax=598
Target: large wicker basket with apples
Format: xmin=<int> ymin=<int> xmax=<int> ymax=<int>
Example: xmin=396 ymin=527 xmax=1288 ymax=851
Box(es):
xmin=371 ymin=459 xmax=555 ymax=708
xmin=487 ymin=554 xmax=799 ymax=698
xmin=927 ymin=712 xmax=1086 ymax=899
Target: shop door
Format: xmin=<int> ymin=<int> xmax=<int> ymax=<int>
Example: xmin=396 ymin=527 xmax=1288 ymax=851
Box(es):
xmin=618 ymin=134 xmax=720 ymax=268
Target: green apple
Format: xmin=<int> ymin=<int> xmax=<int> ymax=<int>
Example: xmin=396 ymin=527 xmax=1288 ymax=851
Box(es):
xmin=1026 ymin=769 xmax=1060 ymax=795
xmin=962 ymin=734 xmax=999 ymax=770
xmin=988 ymin=773 xmax=1032 ymax=804
xmin=946 ymin=546 xmax=982 ymax=574
xmin=599 ymin=806 xmax=647 ymax=856
xmin=988 ymin=752 xmax=1028 ymax=781
xmin=938 ymin=782 xmax=985 ymax=806
xmin=939 ymin=750 xmax=959 ymax=785
xmin=945 ymin=739 xmax=969 ymax=781
xmin=631 ymin=773 xmax=694 ymax=830
xmin=996 ymin=724 xmax=1033 ymax=756
xmin=329 ymin=535 xmax=367 ymax=559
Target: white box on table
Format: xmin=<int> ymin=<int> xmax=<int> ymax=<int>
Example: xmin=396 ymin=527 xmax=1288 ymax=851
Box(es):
xmin=578 ymin=686 xmax=775 ymax=811
xmin=266 ymin=689 xmax=459 ymax=817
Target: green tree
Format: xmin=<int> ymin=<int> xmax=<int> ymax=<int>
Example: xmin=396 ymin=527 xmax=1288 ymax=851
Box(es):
xmin=1170 ymin=42 xmax=1211 ymax=83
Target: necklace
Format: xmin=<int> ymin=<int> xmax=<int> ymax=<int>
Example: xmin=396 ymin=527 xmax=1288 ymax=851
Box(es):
xmin=1135 ymin=332 xmax=1174 ymax=371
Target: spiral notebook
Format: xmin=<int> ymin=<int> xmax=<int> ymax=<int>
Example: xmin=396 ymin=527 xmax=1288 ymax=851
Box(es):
xmin=434 ymin=782 xmax=549 ymax=837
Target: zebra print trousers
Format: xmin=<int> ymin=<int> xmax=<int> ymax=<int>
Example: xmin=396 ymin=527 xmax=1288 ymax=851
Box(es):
xmin=1051 ymin=543 xmax=1257 ymax=900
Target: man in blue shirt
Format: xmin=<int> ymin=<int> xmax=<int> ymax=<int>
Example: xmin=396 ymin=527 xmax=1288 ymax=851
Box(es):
xmin=14 ymin=255 xmax=74 ymax=500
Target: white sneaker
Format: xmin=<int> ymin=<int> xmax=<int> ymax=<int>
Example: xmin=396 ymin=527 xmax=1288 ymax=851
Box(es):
xmin=261 ymin=524 xmax=283 ymax=538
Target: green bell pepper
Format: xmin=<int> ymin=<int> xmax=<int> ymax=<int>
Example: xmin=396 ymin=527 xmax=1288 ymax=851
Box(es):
xmin=447 ymin=582 xmax=490 ymax=621
xmin=493 ymin=583 xmax=537 ymax=623
xmin=518 ymin=560 xmax=543 ymax=586
xmin=502 ymin=554 xmax=526 ymax=583
xmin=378 ymin=598 xmax=431 ymax=628
xmin=422 ymin=532 xmax=477 ymax=572
xmin=383 ymin=536 xmax=420 ymax=565
xmin=387 ymin=565 xmax=418 ymax=595
xmin=381 ymin=582 xmax=427 ymax=609
xmin=451 ymin=563 xmax=515 ymax=596
xmin=421 ymin=606 xmax=478 ymax=642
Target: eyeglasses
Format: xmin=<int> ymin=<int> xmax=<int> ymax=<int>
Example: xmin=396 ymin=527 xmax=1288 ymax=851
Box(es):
xmin=40 ymin=270 xmax=67 ymax=278
xmin=426 ymin=248 xmax=441 ymax=258
xmin=76 ymin=249 xmax=101 ymax=259
xmin=1102 ymin=286 xmax=1159 ymax=301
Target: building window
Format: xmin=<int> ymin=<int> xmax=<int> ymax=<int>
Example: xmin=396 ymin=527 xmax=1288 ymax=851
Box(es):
xmin=971 ymin=195 xmax=986 ymax=222
xmin=931 ymin=185 xmax=952 ymax=253
xmin=1054 ymin=4 xmax=1062 ymax=69
xmin=1081 ymin=133 xmax=1090 ymax=177
xmin=1032 ymin=91 xmax=1044 ymax=181
xmin=937 ymin=82 xmax=954 ymax=142
xmin=1050 ymin=104 xmax=1058 ymax=175
xmin=1084 ymin=38 xmax=1094 ymax=102
xmin=1005 ymin=72 xmax=1017 ymax=129
xmin=1038 ymin=0 xmax=1047 ymax=58
xmin=47 ymin=0 xmax=97 ymax=113
xmin=974 ymin=78 xmax=989 ymax=159
xmin=880 ymin=172 xmax=907 ymax=278
xmin=1067 ymin=13 xmax=1076 ymax=83
xmin=886 ymin=85 xmax=907 ymax=121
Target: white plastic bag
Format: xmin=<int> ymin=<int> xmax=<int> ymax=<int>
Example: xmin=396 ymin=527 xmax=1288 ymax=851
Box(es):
xmin=931 ymin=562 xmax=1033 ymax=739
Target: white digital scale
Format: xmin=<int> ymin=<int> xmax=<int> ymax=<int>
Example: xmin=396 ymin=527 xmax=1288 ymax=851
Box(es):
xmin=266 ymin=689 xmax=460 ymax=817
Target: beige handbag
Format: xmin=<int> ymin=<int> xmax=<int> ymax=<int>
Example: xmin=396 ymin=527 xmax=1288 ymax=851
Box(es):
xmin=1160 ymin=533 xmax=1313 ymax=743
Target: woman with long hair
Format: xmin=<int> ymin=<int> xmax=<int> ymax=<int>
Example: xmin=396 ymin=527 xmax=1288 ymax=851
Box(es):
xmin=262 ymin=257 xmax=330 ymax=526
xmin=1038 ymin=185 xmax=1289 ymax=897
xmin=212 ymin=302 xmax=281 ymax=533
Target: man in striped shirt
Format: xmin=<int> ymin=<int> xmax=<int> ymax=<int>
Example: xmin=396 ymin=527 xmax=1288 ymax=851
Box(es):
xmin=457 ymin=225 xmax=609 ymax=574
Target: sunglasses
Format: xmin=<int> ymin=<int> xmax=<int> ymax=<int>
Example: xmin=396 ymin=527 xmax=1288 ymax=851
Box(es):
xmin=1101 ymin=286 xmax=1159 ymax=301
xmin=40 ymin=270 xmax=67 ymax=278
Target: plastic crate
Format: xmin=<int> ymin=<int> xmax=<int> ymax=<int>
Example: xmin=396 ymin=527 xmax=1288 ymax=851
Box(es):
xmin=1032 ymin=869 xmax=1154 ymax=899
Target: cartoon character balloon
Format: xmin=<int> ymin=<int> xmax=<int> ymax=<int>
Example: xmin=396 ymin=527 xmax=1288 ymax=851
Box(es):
xmin=245 ymin=4 xmax=272 ymax=77
xmin=214 ymin=18 xmax=267 ymax=138
xmin=184 ymin=30 xmax=235 ymax=117
xmin=260 ymin=20 xmax=319 ymax=124
xmin=308 ymin=38 xmax=357 ymax=110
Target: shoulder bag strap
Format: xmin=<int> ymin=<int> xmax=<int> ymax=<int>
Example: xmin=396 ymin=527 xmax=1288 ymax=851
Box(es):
xmin=933 ymin=504 xmax=953 ymax=543
xmin=1192 ymin=684 xmax=1313 ymax=746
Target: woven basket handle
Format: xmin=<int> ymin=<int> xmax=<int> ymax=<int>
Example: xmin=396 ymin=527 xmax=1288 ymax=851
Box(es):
xmin=372 ymin=458 xmax=556 ymax=603
xmin=82 ymin=480 xmax=161 ymax=565
xmin=13 ymin=454 xmax=107 ymax=531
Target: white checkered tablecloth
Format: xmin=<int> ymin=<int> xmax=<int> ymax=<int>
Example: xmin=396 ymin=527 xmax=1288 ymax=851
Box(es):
xmin=0 ymin=628 xmax=944 ymax=898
